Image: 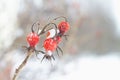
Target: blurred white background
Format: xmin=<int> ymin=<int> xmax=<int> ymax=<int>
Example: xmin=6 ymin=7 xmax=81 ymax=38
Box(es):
xmin=0 ymin=0 xmax=120 ymax=80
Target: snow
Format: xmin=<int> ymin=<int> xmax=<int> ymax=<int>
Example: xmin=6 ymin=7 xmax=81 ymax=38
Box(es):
xmin=11 ymin=51 xmax=120 ymax=80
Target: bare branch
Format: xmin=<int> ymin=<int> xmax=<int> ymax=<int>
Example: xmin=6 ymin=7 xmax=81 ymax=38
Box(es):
xmin=12 ymin=49 xmax=34 ymax=80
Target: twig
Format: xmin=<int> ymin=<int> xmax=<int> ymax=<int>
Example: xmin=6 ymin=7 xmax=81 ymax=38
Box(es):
xmin=12 ymin=48 xmax=34 ymax=80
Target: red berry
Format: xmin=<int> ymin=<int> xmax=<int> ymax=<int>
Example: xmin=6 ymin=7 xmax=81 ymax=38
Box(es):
xmin=27 ymin=32 xmax=39 ymax=47
xmin=43 ymin=38 xmax=57 ymax=52
xmin=58 ymin=21 xmax=70 ymax=33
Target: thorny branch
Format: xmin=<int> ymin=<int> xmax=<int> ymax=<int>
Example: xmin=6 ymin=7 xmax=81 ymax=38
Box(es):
xmin=12 ymin=48 xmax=34 ymax=80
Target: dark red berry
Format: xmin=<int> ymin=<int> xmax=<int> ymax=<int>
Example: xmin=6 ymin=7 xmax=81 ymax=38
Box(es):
xmin=58 ymin=21 xmax=70 ymax=33
xmin=54 ymin=36 xmax=61 ymax=44
xmin=27 ymin=32 xmax=39 ymax=47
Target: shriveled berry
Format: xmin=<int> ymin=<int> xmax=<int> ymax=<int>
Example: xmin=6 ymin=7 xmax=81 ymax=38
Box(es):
xmin=58 ymin=21 xmax=70 ymax=33
xmin=46 ymin=31 xmax=50 ymax=37
xmin=27 ymin=32 xmax=39 ymax=47
xmin=44 ymin=38 xmax=57 ymax=52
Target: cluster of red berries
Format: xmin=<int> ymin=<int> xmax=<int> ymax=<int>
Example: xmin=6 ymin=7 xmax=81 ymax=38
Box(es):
xmin=26 ymin=16 xmax=70 ymax=61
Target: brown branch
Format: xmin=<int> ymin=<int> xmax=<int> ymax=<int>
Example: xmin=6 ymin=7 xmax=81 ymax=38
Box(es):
xmin=12 ymin=48 xmax=34 ymax=80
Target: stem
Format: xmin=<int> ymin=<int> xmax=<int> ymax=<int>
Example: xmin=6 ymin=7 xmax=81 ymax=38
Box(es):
xmin=12 ymin=49 xmax=34 ymax=80
xmin=53 ymin=16 xmax=67 ymax=22
xmin=38 ymin=23 xmax=57 ymax=37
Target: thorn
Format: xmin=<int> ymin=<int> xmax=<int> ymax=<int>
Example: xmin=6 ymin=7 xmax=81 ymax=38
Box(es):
xmin=41 ymin=55 xmax=46 ymax=63
xmin=56 ymin=48 xmax=60 ymax=57
xmin=57 ymin=46 xmax=63 ymax=55
xmin=35 ymin=51 xmax=40 ymax=60
xmin=38 ymin=50 xmax=45 ymax=54
xmin=52 ymin=55 xmax=55 ymax=60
